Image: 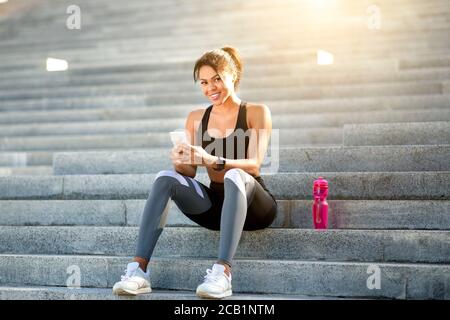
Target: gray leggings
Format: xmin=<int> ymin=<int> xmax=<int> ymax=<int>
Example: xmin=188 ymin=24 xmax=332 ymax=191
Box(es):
xmin=135 ymin=168 xmax=277 ymax=266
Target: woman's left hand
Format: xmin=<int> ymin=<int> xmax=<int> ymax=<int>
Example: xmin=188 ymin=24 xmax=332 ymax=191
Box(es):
xmin=178 ymin=143 xmax=217 ymax=167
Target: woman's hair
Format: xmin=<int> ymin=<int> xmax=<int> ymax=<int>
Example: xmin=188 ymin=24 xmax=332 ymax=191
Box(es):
xmin=193 ymin=46 xmax=243 ymax=90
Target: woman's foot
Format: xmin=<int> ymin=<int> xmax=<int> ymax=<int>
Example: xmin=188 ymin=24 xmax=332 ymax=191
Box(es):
xmin=196 ymin=263 xmax=232 ymax=299
xmin=112 ymin=262 xmax=151 ymax=296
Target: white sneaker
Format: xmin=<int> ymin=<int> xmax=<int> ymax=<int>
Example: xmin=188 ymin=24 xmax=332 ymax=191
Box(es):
xmin=112 ymin=262 xmax=152 ymax=296
xmin=196 ymin=263 xmax=232 ymax=299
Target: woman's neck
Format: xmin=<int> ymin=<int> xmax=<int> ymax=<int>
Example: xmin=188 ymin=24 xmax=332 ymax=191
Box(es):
xmin=212 ymin=94 xmax=241 ymax=113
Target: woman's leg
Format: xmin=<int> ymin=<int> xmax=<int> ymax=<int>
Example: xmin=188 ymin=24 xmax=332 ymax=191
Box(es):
xmin=218 ymin=168 xmax=277 ymax=272
xmin=134 ymin=169 xmax=213 ymax=271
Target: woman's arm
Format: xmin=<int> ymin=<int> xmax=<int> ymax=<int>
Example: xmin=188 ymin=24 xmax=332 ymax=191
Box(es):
xmin=172 ymin=109 xmax=202 ymax=178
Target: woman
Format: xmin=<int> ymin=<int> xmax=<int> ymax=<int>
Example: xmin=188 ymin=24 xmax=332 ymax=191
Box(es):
xmin=113 ymin=46 xmax=277 ymax=299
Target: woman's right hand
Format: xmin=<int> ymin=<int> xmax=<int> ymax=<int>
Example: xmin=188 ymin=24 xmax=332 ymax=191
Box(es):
xmin=170 ymin=144 xmax=182 ymax=166
xmin=170 ymin=143 xmax=192 ymax=166
xmin=170 ymin=143 xmax=197 ymax=178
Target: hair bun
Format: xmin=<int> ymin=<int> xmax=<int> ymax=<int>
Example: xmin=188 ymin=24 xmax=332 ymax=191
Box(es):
xmin=221 ymin=46 xmax=243 ymax=76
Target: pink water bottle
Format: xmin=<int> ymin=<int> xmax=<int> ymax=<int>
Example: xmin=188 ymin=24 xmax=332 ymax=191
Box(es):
xmin=312 ymin=177 xmax=328 ymax=229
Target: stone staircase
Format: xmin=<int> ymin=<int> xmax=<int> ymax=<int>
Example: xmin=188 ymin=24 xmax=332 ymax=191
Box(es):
xmin=0 ymin=0 xmax=449 ymax=300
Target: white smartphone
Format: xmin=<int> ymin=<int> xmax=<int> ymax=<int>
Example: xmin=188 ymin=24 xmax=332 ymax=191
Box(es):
xmin=169 ymin=131 xmax=188 ymax=146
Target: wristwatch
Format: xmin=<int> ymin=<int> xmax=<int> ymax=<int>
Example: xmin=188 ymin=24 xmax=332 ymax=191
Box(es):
xmin=213 ymin=156 xmax=226 ymax=171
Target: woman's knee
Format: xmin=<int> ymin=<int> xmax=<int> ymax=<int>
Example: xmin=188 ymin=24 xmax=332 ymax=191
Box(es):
xmin=224 ymin=168 xmax=254 ymax=198
xmin=152 ymin=169 xmax=189 ymax=192
xmin=224 ymin=168 xmax=247 ymax=182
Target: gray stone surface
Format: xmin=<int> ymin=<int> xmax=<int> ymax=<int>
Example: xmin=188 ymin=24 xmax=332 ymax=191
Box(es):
xmin=0 ymin=176 xmax=63 ymax=199
xmin=344 ymin=121 xmax=450 ymax=146
xmin=0 ymin=200 xmax=126 ymax=226
xmin=0 ymin=128 xmax=341 ymax=151
xmin=0 ymin=82 xmax=443 ymax=105
xmin=0 ymin=66 xmax=448 ymax=93
xmin=0 ymin=226 xmax=448 ymax=263
xmin=263 ymin=171 xmax=450 ymax=200
xmin=399 ymin=56 xmax=450 ymax=70
xmin=0 ymin=166 xmax=53 ymax=176
xmin=0 ymin=95 xmax=149 ymax=112
xmin=1 ymin=109 xmax=449 ymax=137
xmin=53 ymin=145 xmax=450 ymax=175
xmin=0 ymin=94 xmax=450 ymax=117
xmin=0 ymin=172 xmax=448 ymax=200
xmin=0 ymin=254 xmax=448 ymax=299
xmin=0 ymin=286 xmax=317 ymax=300
xmin=1 ymin=199 xmax=449 ymax=230
xmin=0 ymin=75 xmax=446 ymax=101
xmin=0 ymin=151 xmax=53 ymax=166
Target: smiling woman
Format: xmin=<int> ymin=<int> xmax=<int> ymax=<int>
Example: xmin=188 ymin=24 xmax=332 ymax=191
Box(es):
xmin=112 ymin=46 xmax=278 ymax=300
xmin=193 ymin=46 xmax=243 ymax=92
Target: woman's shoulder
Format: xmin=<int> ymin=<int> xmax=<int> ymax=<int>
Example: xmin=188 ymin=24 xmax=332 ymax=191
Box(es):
xmin=187 ymin=107 xmax=209 ymax=121
xmin=245 ymin=102 xmax=270 ymax=113
xmin=185 ymin=107 xmax=210 ymax=131
xmin=245 ymin=102 xmax=271 ymax=125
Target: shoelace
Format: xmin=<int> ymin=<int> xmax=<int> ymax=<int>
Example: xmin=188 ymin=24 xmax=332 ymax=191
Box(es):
xmin=203 ymin=268 xmax=224 ymax=283
xmin=120 ymin=268 xmax=137 ymax=282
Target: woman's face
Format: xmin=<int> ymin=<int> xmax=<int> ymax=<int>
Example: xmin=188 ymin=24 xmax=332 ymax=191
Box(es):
xmin=198 ymin=65 xmax=235 ymax=105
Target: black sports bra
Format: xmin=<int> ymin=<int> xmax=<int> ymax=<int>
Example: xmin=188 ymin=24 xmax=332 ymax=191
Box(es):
xmin=197 ymin=101 xmax=250 ymax=159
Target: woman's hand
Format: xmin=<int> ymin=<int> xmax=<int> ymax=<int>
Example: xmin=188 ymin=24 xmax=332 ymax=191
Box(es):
xmin=170 ymin=143 xmax=217 ymax=167
xmin=170 ymin=143 xmax=187 ymax=166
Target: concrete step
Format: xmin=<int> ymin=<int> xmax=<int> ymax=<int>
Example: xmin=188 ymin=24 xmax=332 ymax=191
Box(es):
xmin=2 ymin=31 xmax=448 ymax=65
xmin=4 ymin=0 xmax=447 ymax=28
xmin=0 ymin=53 xmax=416 ymax=83
xmin=0 ymin=53 xmax=449 ymax=89
xmin=0 ymin=49 xmax=396 ymax=75
xmin=2 ymin=48 xmax=449 ymax=82
xmin=0 ymin=166 xmax=53 ymax=176
xmin=0 ymin=285 xmax=317 ymax=300
xmin=0 ymin=66 xmax=449 ymax=92
xmin=0 ymin=254 xmax=447 ymax=299
xmin=15 ymin=0 xmax=445 ymax=24
xmin=53 ymin=145 xmax=450 ymax=175
xmin=399 ymin=56 xmax=450 ymax=70
xmin=1 ymin=2 xmax=447 ymax=42
xmin=0 ymin=94 xmax=448 ymax=124
xmin=1 ymin=42 xmax=447 ymax=80
xmin=1 ymin=21 xmax=447 ymax=55
xmin=0 ymin=18 xmax=447 ymax=58
xmin=3 ymin=49 xmax=441 ymax=74
xmin=0 ymin=172 xmax=448 ymax=200
xmin=1 ymin=109 xmax=449 ymax=137
xmin=0 ymin=81 xmax=444 ymax=103
xmin=0 ymin=51 xmax=404 ymax=74
xmin=0 ymin=196 xmax=450 ymax=230
xmin=0 ymin=148 xmax=198 ymax=167
xmin=6 ymin=0 xmax=447 ymax=25
xmin=1 ymin=16 xmax=447 ymax=54
xmin=1 ymin=199 xmax=448 ymax=230
xmin=10 ymin=38 xmax=445 ymax=63
xmin=0 ymin=151 xmax=52 ymax=166
xmin=0 ymin=128 xmax=342 ymax=151
xmin=0 ymin=95 xmax=150 ymax=112
xmin=343 ymin=121 xmax=450 ymax=146
xmin=0 ymin=226 xmax=448 ymax=263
